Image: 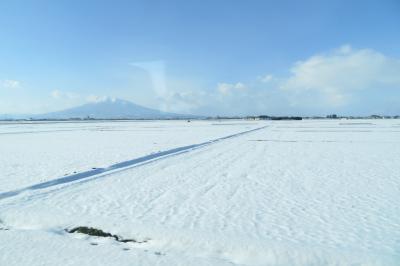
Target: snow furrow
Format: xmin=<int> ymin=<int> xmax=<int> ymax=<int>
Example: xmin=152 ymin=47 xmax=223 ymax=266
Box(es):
xmin=0 ymin=125 xmax=268 ymax=201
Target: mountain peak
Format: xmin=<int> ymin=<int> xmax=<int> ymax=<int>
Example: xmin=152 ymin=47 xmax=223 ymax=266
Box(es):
xmin=33 ymin=98 xmax=195 ymax=120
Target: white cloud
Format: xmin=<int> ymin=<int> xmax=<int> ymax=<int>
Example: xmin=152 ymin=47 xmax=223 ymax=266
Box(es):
xmin=281 ymin=45 xmax=400 ymax=107
xmin=217 ymin=82 xmax=247 ymax=94
xmin=336 ymin=44 xmax=352 ymax=54
xmin=86 ymin=95 xmax=109 ymax=103
xmin=51 ymin=90 xmax=80 ymax=100
xmin=51 ymin=90 xmax=62 ymax=99
xmin=130 ymin=61 xmax=167 ymax=97
xmin=158 ymin=90 xmax=207 ymax=113
xmin=259 ymin=74 xmax=273 ymax=83
xmin=1 ymin=79 xmax=20 ymax=89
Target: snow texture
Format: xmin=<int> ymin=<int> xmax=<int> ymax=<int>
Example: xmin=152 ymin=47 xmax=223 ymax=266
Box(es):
xmin=0 ymin=119 xmax=399 ymax=265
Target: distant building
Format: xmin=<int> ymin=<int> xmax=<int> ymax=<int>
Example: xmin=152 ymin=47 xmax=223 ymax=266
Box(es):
xmin=258 ymin=115 xmax=302 ymax=120
xmin=369 ymin=115 xmax=382 ymax=119
xmin=327 ymin=114 xmax=338 ymax=119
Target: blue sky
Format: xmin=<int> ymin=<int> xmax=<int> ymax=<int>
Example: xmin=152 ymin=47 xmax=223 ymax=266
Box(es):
xmin=0 ymin=0 xmax=399 ymax=116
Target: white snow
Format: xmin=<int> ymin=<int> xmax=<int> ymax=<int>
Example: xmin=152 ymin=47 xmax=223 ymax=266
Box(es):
xmin=1 ymin=119 xmax=399 ymax=265
xmin=0 ymin=120 xmax=260 ymax=192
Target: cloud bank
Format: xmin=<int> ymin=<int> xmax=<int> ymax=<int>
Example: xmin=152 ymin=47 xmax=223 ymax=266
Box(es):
xmin=281 ymin=45 xmax=400 ymax=108
xmin=159 ymin=45 xmax=400 ymax=116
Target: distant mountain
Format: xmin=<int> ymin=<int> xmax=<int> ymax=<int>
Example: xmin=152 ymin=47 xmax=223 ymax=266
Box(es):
xmin=1 ymin=98 xmax=197 ymax=120
xmin=0 ymin=113 xmax=31 ymax=120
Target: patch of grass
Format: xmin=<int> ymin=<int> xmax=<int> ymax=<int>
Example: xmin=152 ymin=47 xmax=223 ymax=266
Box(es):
xmin=68 ymin=226 xmax=117 ymax=240
xmin=67 ymin=226 xmax=149 ymax=243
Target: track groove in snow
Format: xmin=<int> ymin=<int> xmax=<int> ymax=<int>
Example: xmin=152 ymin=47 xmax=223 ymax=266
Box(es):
xmin=0 ymin=125 xmax=268 ymax=201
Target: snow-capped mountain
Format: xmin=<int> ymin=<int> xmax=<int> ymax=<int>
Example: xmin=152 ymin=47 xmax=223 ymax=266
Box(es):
xmin=0 ymin=98 xmax=197 ymax=120
xmin=32 ymin=98 xmax=195 ymax=119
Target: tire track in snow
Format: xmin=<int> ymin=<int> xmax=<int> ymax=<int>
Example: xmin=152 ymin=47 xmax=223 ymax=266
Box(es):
xmin=0 ymin=125 xmax=268 ymax=201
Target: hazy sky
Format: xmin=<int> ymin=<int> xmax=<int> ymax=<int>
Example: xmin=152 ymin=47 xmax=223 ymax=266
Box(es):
xmin=0 ymin=0 xmax=399 ymax=116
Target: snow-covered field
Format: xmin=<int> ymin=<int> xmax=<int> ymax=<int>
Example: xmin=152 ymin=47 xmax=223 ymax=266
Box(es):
xmin=0 ymin=119 xmax=399 ymax=265
xmin=0 ymin=120 xmax=261 ymax=192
